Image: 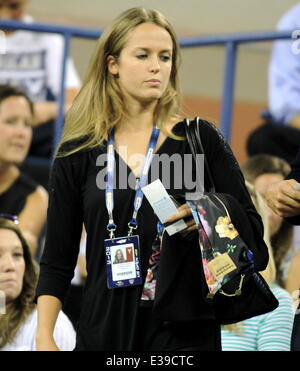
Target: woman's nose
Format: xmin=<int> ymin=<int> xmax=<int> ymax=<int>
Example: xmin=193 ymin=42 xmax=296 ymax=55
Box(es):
xmin=0 ymin=254 xmax=16 ymax=272
xmin=14 ymin=121 xmax=31 ymax=137
xmin=149 ymin=57 xmax=160 ymax=73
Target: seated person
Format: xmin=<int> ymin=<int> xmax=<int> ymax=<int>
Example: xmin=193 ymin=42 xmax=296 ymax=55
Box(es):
xmin=247 ymin=3 xmax=300 ymax=164
xmin=242 ymin=154 xmax=300 ymax=294
xmin=221 ymin=182 xmax=294 ymax=351
xmin=269 ymin=3 xmax=300 ymax=130
xmin=0 ymin=84 xmax=48 ymax=257
xmin=0 ymin=216 xmax=76 ymax=351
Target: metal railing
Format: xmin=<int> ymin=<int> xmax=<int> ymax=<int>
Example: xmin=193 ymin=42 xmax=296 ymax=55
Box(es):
xmin=0 ymin=19 xmax=294 ymax=147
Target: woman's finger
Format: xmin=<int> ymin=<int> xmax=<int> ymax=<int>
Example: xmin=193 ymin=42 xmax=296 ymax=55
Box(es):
xmin=166 ymin=203 xmax=192 ymax=223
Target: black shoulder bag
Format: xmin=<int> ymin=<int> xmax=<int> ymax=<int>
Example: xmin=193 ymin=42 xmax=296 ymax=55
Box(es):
xmin=185 ymin=117 xmax=279 ymax=324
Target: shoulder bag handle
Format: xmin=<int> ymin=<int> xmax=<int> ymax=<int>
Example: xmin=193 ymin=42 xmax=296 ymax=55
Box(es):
xmin=184 ymin=116 xmax=216 ymax=193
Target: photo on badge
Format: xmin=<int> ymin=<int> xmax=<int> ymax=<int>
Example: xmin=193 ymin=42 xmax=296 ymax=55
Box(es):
xmin=104 ymin=236 xmax=142 ymax=289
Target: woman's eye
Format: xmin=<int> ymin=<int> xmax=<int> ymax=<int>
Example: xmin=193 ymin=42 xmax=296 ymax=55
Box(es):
xmin=137 ymin=54 xmax=147 ymax=60
xmin=4 ymin=118 xmax=17 ymax=125
xmin=160 ymin=55 xmax=171 ymax=62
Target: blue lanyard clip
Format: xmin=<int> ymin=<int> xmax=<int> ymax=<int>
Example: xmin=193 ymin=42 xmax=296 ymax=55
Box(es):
xmin=107 ymin=223 xmax=117 ymax=239
xmin=128 ymin=219 xmax=138 ymax=237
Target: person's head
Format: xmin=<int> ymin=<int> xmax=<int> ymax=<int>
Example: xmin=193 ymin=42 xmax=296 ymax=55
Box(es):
xmin=242 ymin=154 xmax=291 ymax=237
xmin=115 ymin=249 xmax=124 ymax=262
xmin=0 ymin=0 xmax=30 ymax=34
xmin=0 ymin=216 xmax=37 ymax=348
xmin=0 ymin=85 xmax=33 ymax=166
xmin=242 ymin=154 xmax=292 ymax=287
xmin=58 ymin=7 xmax=182 ymax=157
xmin=0 ymin=216 xmax=36 ymax=304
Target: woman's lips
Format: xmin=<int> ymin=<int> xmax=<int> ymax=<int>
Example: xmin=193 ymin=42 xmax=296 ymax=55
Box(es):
xmin=146 ymin=79 xmax=161 ymax=87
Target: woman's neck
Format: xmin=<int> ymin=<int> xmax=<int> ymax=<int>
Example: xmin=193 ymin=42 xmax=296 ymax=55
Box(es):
xmin=115 ymin=100 xmax=157 ymax=135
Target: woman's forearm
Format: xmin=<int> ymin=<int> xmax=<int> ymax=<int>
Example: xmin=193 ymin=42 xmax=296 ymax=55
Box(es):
xmin=36 ymin=295 xmax=62 ymax=350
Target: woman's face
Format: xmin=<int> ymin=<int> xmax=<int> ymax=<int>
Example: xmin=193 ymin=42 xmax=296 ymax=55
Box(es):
xmin=0 ymin=228 xmax=25 ymax=304
xmin=254 ymin=173 xmax=284 ymax=237
xmin=108 ymin=22 xmax=173 ymax=107
xmin=0 ymin=96 xmax=32 ymax=165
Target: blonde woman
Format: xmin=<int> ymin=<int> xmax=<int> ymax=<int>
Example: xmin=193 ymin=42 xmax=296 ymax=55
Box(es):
xmin=35 ymin=8 xmax=268 ymax=351
xmin=221 ymin=182 xmax=294 ymax=351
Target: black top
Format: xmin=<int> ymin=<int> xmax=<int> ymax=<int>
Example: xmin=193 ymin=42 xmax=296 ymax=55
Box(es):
xmin=0 ymin=172 xmax=38 ymax=215
xmin=36 ymin=120 xmax=266 ymax=350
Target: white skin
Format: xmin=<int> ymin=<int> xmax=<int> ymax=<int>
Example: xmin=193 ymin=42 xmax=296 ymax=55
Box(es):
xmin=254 ymin=173 xmax=284 ymax=237
xmin=266 ymin=178 xmax=300 ymax=218
xmin=0 ymin=96 xmax=48 ymax=256
xmin=0 ymin=228 xmax=25 ymax=305
xmin=0 ymin=96 xmax=32 ymax=165
xmin=107 ymin=22 xmax=196 ymax=232
xmin=0 ymin=0 xmax=80 ymax=126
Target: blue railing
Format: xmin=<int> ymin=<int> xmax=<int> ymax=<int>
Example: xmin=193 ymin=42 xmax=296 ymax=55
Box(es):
xmin=0 ymin=19 xmax=294 ymax=147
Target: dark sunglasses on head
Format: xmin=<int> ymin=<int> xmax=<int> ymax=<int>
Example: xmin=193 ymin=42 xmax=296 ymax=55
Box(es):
xmin=0 ymin=213 xmax=19 ymax=224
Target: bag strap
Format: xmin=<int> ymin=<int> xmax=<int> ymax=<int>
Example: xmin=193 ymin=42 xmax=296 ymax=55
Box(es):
xmin=184 ymin=117 xmax=216 ymax=192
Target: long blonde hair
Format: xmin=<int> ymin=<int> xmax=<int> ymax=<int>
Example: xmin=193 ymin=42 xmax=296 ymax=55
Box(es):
xmin=56 ymin=7 xmax=182 ymax=157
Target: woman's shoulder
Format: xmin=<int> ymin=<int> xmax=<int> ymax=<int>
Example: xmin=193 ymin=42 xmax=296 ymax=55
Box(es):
xmin=56 ymin=135 xmax=93 ymax=156
xmin=54 ymin=136 xmax=102 ymax=167
xmin=174 ymin=116 xmax=226 ymax=154
xmin=174 ymin=116 xmax=221 ymax=136
xmin=25 ymin=185 xmax=49 ymax=210
xmin=0 ymin=310 xmax=37 ymax=351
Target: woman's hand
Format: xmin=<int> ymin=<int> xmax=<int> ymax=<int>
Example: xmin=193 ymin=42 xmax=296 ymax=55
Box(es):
xmin=166 ymin=203 xmax=197 ymax=232
xmin=265 ymin=179 xmax=300 ymax=218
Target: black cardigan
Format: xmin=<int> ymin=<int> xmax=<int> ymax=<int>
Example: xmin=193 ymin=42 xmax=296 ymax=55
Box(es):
xmin=35 ymin=119 xmax=268 ymax=350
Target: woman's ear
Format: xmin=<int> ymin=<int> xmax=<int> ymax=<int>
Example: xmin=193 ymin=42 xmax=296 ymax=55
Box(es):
xmin=107 ymin=55 xmax=119 ymax=76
